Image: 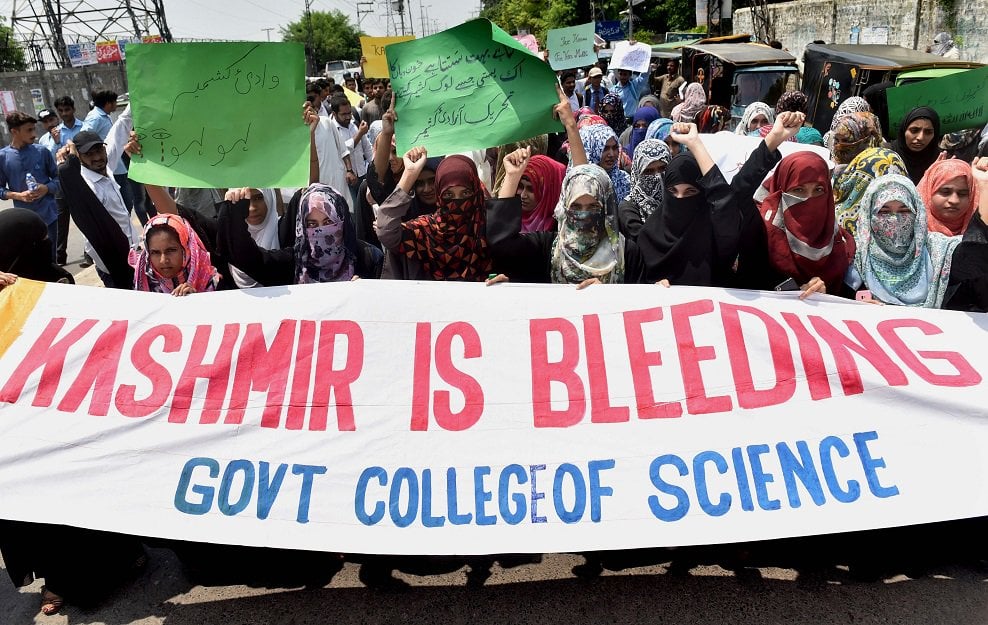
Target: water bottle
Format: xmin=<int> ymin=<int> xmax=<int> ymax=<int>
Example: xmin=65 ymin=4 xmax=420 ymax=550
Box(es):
xmin=25 ymin=172 xmax=38 ymax=192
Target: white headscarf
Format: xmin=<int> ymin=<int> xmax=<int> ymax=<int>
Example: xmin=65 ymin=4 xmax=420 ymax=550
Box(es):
xmin=735 ymin=102 xmax=774 ymax=135
xmin=230 ymin=188 xmax=281 ymax=289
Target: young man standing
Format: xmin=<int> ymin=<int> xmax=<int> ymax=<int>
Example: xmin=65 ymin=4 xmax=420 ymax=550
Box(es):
xmin=0 ymin=111 xmax=62 ymax=259
xmin=329 ymin=94 xmax=373 ymax=207
xmin=653 ymin=59 xmax=686 ymax=118
xmin=584 ymin=67 xmax=609 ymax=113
xmin=612 ymin=68 xmax=650 ymax=122
xmin=561 ymin=72 xmax=583 ymax=112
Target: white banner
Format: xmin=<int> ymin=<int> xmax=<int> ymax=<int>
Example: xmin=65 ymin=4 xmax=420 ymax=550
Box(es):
xmin=699 ymin=131 xmax=834 ymax=183
xmin=1 ymin=280 xmax=987 ymax=555
xmin=608 ymin=41 xmax=652 ymax=73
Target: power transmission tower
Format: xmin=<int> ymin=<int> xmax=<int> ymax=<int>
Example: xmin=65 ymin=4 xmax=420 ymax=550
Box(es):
xmin=10 ymin=0 xmax=172 ymax=70
xmin=356 ymin=2 xmax=375 ymax=29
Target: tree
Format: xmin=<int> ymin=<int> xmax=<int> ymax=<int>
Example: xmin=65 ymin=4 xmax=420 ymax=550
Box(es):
xmin=0 ymin=20 xmax=28 ymax=72
xmin=281 ymin=10 xmax=363 ymax=73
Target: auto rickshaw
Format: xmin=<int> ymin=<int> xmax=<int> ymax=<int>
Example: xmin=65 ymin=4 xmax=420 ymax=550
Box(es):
xmin=680 ymin=42 xmax=798 ymax=130
xmin=802 ymin=43 xmax=981 ymax=137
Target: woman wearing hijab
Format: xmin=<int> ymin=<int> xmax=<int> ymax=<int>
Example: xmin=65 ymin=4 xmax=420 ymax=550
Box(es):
xmin=932 ymin=32 xmax=961 ymax=58
xmin=831 ymin=112 xmax=884 ymax=167
xmin=134 ymin=213 xmax=220 ymax=296
xmin=823 ymin=96 xmax=872 ymax=149
xmin=227 ymin=188 xmax=280 ymax=289
xmin=579 ymin=123 xmax=631 ymax=200
xmin=834 ymin=147 xmax=909 ymax=236
xmin=627 ymin=105 xmax=661 ymax=156
xmin=944 ymin=153 xmax=988 ymax=312
xmin=846 ymin=174 xmax=960 ymax=307
xmin=775 ymin=91 xmax=808 ymax=114
xmin=487 ymin=152 xmax=645 ymax=286
xmin=795 ymin=126 xmax=824 ymax=146
xmin=618 ymin=139 xmax=671 ymax=241
xmin=695 ymin=105 xmax=731 ymax=133
xmin=917 ymin=157 xmax=979 ymax=236
xmin=671 ymin=83 xmax=707 ymax=123
xmin=0 ymin=208 xmax=73 ymax=284
xmin=741 ymin=152 xmax=855 ymax=296
xmin=518 ymin=155 xmax=566 ymax=233
xmin=891 ymin=107 xmax=942 ymax=184
xmin=493 ymin=135 xmax=548 ymax=194
xmin=637 ymin=116 xmax=801 ymax=287
xmin=598 ymin=92 xmax=628 ymax=135
xmin=219 ymin=184 xmax=379 ymax=286
xmin=735 ymin=102 xmax=775 ymax=135
xmin=376 ymin=152 xmax=492 ymax=281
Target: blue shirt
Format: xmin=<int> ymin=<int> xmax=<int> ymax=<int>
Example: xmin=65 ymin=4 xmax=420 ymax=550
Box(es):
xmin=38 ymin=117 xmax=84 ymax=155
xmin=0 ymin=143 xmax=62 ymax=224
xmin=82 ymin=107 xmax=127 ymax=175
xmin=613 ymin=73 xmax=650 ymax=118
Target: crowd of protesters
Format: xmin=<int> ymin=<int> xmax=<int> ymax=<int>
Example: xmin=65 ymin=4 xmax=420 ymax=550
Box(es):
xmin=2 ymin=38 xmax=988 ymax=616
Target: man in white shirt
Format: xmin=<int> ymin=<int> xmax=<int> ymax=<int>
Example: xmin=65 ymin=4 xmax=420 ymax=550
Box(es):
xmin=328 ymin=94 xmax=373 ymax=206
xmin=65 ymin=130 xmax=140 ymax=287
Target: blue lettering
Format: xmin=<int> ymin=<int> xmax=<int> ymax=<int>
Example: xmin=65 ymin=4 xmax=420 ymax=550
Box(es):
xmin=498 ymin=464 xmax=527 ymax=524
xmin=693 ymin=451 xmax=730 ymax=516
xmin=354 ymin=466 xmax=387 ymax=525
xmin=474 ymin=466 xmax=497 ymax=526
xmin=820 ymin=436 xmax=860 ymax=503
xmin=446 ymin=467 xmax=473 ymax=525
xmin=256 ymin=461 xmax=288 ymax=520
xmin=553 ymin=463 xmax=587 ymax=524
xmin=648 ymin=454 xmax=689 ymax=522
xmin=218 ymin=459 xmax=255 ymax=516
xmin=776 ymin=440 xmax=825 ymax=507
xmin=389 ymin=467 xmax=419 ymax=527
xmin=853 ymin=431 xmax=899 ymax=498
xmin=530 ymin=464 xmax=547 ymax=523
xmin=291 ymin=463 xmax=326 ymax=523
xmin=421 ymin=469 xmax=446 ymax=527
xmin=731 ymin=447 xmax=755 ymax=511
xmin=747 ymin=445 xmax=781 ymax=511
xmin=174 ymin=456 xmax=219 ymax=515
xmin=587 ymin=459 xmax=615 ymax=522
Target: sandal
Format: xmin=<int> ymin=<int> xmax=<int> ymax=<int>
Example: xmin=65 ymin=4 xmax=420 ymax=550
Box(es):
xmin=40 ymin=587 xmax=64 ymax=616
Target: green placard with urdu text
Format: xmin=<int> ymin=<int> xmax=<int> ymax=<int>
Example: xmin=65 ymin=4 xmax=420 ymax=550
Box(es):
xmin=126 ymin=42 xmax=309 ymax=189
xmin=886 ymin=66 xmax=988 ymax=136
xmin=385 ymin=19 xmax=564 ymax=157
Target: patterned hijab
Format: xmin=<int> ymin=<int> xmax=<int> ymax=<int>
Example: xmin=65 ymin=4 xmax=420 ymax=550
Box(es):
xmin=829 ymin=97 xmax=871 ymax=132
xmin=521 ymin=155 xmax=566 ymax=233
xmin=579 ymin=123 xmax=630 ymax=200
xmin=695 ymin=105 xmax=731 ymax=133
xmin=671 ymin=82 xmax=707 ymax=123
xmin=627 ymin=139 xmax=671 ymax=223
xmin=599 ymin=92 xmax=627 ymax=134
xmin=917 ymin=158 xmax=979 ymax=236
xmin=850 ymin=174 xmax=960 ymax=307
xmin=831 ymin=112 xmax=884 ymax=165
xmin=775 ymin=91 xmax=807 ymax=114
xmin=135 ymin=214 xmax=219 ymax=294
xmin=397 ymin=155 xmax=492 ymax=281
xmin=646 ymin=117 xmax=674 ymax=141
xmin=757 ymin=152 xmax=854 ymax=293
xmin=835 ymin=148 xmax=909 ymax=237
xmin=294 ymin=184 xmax=357 ymax=284
xmin=551 ymin=164 xmax=625 ymax=284
xmin=735 ymin=102 xmax=774 ymax=135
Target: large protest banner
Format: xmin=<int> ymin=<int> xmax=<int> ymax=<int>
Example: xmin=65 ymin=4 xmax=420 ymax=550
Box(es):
xmin=2 ymin=280 xmax=988 ymax=554
xmin=126 ymin=42 xmax=309 ymax=189
xmin=359 ymin=36 xmax=414 ymax=78
xmin=887 ymin=66 xmax=988 ymax=136
xmin=386 ymin=19 xmax=563 ymax=156
xmin=547 ymin=23 xmax=597 ymax=71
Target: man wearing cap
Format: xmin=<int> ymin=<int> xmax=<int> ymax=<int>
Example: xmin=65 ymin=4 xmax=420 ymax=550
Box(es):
xmin=37 ymin=107 xmax=73 ymax=264
xmin=57 ymin=129 xmax=139 ymax=288
xmin=0 ymin=111 xmax=62 ymax=260
xmin=583 ymin=67 xmax=610 ymax=113
xmin=36 ymin=109 xmax=61 ymax=154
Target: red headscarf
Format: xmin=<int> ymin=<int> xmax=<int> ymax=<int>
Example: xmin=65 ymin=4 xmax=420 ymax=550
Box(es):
xmin=520 ymin=156 xmax=565 ymax=233
xmin=757 ymin=152 xmax=855 ymax=292
xmin=135 ymin=214 xmax=219 ymax=294
xmin=397 ymin=155 xmax=492 ymax=281
xmin=917 ymin=157 xmax=979 ymax=236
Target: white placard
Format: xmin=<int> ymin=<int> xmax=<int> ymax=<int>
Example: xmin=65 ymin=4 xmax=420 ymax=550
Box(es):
xmin=609 ymin=41 xmax=652 ymax=73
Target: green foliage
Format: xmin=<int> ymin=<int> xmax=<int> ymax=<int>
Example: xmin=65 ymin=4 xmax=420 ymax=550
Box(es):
xmin=281 ymin=10 xmax=363 ymax=71
xmin=0 ymin=21 xmax=28 ymax=72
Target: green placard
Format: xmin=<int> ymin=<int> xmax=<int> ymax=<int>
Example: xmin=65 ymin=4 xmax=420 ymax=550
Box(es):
xmin=386 ymin=19 xmax=564 ymax=157
xmin=886 ymin=66 xmax=988 ymax=136
xmin=547 ymin=22 xmax=597 ymax=71
xmin=126 ymin=42 xmax=309 ymax=189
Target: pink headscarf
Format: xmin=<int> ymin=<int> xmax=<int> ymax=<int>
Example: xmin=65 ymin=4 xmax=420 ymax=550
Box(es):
xmin=135 ymin=214 xmax=219 ymax=294
xmin=917 ymin=157 xmax=980 ymax=236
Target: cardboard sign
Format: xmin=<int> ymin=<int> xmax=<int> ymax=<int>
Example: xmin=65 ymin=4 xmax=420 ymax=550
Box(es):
xmin=359 ymin=36 xmax=415 ymax=78
xmin=547 ymin=23 xmax=597 ymax=71
xmin=609 ymin=41 xmax=651 ymax=73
